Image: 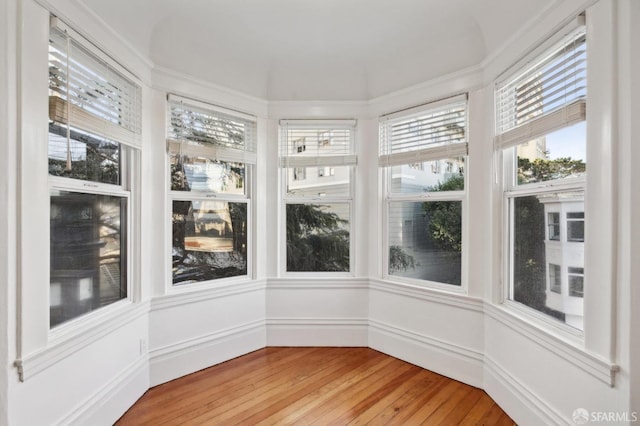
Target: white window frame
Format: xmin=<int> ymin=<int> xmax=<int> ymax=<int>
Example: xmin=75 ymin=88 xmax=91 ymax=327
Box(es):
xmin=278 ymin=120 xmax=357 ymax=276
xmin=379 ymin=94 xmax=468 ymax=292
xmin=497 ymin=17 xmax=587 ymax=336
xmin=47 ymin=16 xmax=141 ymax=332
xmin=166 ymin=94 xmax=256 ymax=290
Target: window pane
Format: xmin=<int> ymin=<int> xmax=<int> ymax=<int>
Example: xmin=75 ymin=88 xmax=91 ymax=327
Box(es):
xmin=517 ymin=121 xmax=586 ymax=185
xmin=50 ymin=191 xmax=127 ymax=327
xmin=172 ymin=201 xmax=247 ymax=284
xmin=511 ymin=193 xmax=584 ymax=330
xmin=388 ymin=201 xmax=461 ymax=286
xmin=547 ymin=212 xmax=560 ymax=241
xmin=568 ymin=267 xmax=584 ymax=298
xmin=48 ymin=125 xmax=120 ymax=185
xmin=549 ymin=264 xmax=561 ymax=293
xmin=390 ymin=157 xmax=464 ymax=194
xmin=170 ymin=153 xmax=245 ymax=194
xmin=567 ymin=212 xmax=585 ymax=242
xmin=286 ymin=166 xmax=351 ymax=197
xmin=286 ymin=203 xmax=350 ymax=272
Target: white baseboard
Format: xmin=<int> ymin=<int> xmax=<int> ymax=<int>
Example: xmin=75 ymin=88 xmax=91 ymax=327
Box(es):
xmin=484 ymin=356 xmax=568 ymax=426
xmin=368 ymin=320 xmax=484 ymax=388
xmin=266 ymin=318 xmax=369 ymax=346
xmin=56 ymin=355 xmax=149 ymax=426
xmin=149 ymin=320 xmax=266 ymax=387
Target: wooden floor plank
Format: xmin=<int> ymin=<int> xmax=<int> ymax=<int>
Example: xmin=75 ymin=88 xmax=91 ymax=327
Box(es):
xmin=346 ymin=369 xmax=435 ymax=425
xmin=203 ymin=349 xmax=381 ymax=425
xmin=254 ymin=351 xmax=394 ymax=425
xmin=458 ymin=392 xmax=498 ymax=426
xmin=116 ymin=347 xmax=514 ymax=425
xmin=167 ymin=347 xmax=352 ymax=425
xmin=308 ymin=360 xmax=417 ymax=424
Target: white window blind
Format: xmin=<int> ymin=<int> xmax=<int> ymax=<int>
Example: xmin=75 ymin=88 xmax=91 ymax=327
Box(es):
xmin=167 ymin=94 xmax=257 ymax=164
xmin=379 ymin=95 xmax=467 ymax=167
xmin=495 ymin=24 xmax=586 ymax=149
xmin=279 ymin=120 xmax=356 ymax=168
xmin=48 ymin=18 xmax=142 ymax=148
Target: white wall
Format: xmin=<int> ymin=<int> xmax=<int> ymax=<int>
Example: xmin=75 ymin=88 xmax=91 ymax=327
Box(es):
xmin=0 ymin=0 xmax=18 ymax=424
xmin=617 ymin=0 xmax=640 ymax=417
xmin=2 ymin=0 xmax=638 ymax=425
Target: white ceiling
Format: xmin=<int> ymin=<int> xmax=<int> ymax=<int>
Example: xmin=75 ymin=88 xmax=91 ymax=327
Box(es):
xmin=79 ymin=0 xmax=556 ymax=101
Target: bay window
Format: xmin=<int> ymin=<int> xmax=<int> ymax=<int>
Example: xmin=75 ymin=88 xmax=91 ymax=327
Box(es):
xmin=379 ymin=95 xmax=467 ymax=287
xmin=279 ymin=120 xmax=356 ymax=273
xmin=48 ymin=17 xmax=141 ymax=327
xmin=167 ymin=95 xmax=256 ymax=285
xmin=496 ymin=20 xmax=587 ymax=330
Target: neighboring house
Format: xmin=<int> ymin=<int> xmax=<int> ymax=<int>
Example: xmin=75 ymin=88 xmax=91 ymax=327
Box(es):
xmin=541 ymin=194 xmax=585 ymax=329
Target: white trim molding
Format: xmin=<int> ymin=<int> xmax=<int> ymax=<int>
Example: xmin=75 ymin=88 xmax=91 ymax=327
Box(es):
xmin=267 ymin=277 xmax=369 ymax=290
xmin=152 ymin=280 xmax=267 ymax=312
xmin=369 ymin=279 xmax=484 ymax=312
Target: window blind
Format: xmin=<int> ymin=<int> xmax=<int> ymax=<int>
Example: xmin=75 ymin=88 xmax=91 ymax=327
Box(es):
xmin=167 ymin=95 xmax=257 ymax=164
xmin=379 ymin=95 xmax=467 ymax=167
xmin=495 ymin=25 xmax=586 ymax=149
xmin=48 ymin=18 xmax=142 ymax=148
xmin=279 ymin=120 xmax=356 ymax=168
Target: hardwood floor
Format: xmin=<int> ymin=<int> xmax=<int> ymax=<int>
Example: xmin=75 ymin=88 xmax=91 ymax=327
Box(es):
xmin=116 ymin=347 xmax=514 ymax=425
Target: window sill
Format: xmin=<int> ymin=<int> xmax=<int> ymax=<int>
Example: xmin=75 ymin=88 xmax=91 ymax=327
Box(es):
xmin=154 ymin=278 xmax=266 ymax=311
xmin=484 ymin=302 xmax=619 ymax=387
xmin=268 ymin=277 xmax=369 ymax=290
xmin=378 ymin=275 xmax=468 ymax=297
xmin=369 ymin=278 xmax=482 ymax=312
xmin=15 ymin=300 xmax=149 ymax=382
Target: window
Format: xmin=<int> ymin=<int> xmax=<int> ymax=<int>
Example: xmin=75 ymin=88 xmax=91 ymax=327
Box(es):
xmin=549 ymin=263 xmax=561 ymax=293
xmin=48 ymin=17 xmax=141 ymax=327
xmin=567 ymin=212 xmax=585 ymax=242
xmin=497 ymin=21 xmax=586 ymax=330
xmin=379 ymin=95 xmax=467 ymax=286
xmin=568 ymin=267 xmax=584 ymax=297
xmin=318 ymin=167 xmax=335 ymax=178
xmin=293 ymin=167 xmax=306 ymax=181
xmin=167 ymin=95 xmax=256 ymax=285
xmin=280 ymin=120 xmax=356 ymax=273
xmin=548 ymin=212 xmax=560 ymax=241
